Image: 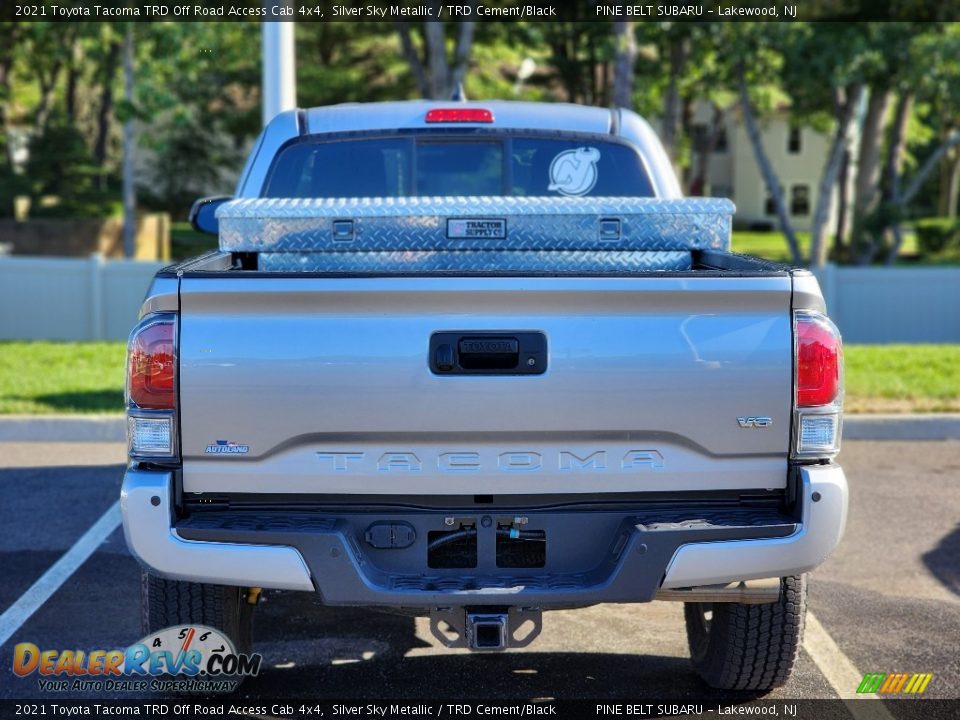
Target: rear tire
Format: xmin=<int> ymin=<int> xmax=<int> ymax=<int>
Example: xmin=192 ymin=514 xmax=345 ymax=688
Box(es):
xmin=684 ymin=574 xmax=807 ymax=691
xmin=140 ymin=570 xmax=255 ymax=655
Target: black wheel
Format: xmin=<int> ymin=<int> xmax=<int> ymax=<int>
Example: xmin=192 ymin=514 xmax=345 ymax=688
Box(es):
xmin=684 ymin=574 xmax=807 ymax=691
xmin=140 ymin=570 xmax=255 ymax=655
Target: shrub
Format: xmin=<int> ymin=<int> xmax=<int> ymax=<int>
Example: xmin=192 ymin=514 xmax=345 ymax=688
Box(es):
xmin=914 ymin=217 xmax=960 ymax=255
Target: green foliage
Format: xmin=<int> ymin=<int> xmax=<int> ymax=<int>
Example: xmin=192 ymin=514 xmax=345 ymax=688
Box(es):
xmin=850 ymin=203 xmax=903 ymax=263
xmin=138 ymin=114 xmax=244 ymax=219
xmin=1 ymin=17 xmax=958 ymax=239
xmin=914 ymin=217 xmax=960 ymax=255
xmin=22 ymin=114 xmax=119 ymax=218
xmin=24 ymin=118 xmax=95 ymax=197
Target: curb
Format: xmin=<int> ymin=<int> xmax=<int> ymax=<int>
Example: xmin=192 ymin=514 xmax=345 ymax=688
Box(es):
xmin=0 ymin=414 xmax=959 ymax=443
xmin=0 ymin=416 xmax=126 ymax=442
xmin=842 ymin=414 xmax=960 ymax=441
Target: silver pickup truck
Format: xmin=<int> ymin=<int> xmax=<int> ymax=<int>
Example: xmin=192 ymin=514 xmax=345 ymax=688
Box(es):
xmin=121 ymin=100 xmax=847 ymax=691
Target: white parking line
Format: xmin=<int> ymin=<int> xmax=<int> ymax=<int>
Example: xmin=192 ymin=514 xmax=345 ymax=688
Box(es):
xmin=804 ymin=611 xmax=895 ymax=719
xmin=0 ymin=500 xmax=121 ymax=649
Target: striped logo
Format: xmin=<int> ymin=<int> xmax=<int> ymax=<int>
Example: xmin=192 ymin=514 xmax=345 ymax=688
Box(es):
xmin=857 ymin=672 xmax=934 ymax=694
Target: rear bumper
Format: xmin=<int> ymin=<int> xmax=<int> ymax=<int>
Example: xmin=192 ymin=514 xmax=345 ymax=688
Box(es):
xmin=121 ymin=464 xmax=847 ymax=605
xmin=120 ymin=468 xmax=314 ymax=592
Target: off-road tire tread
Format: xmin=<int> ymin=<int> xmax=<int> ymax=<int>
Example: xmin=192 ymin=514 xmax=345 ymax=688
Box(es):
xmin=684 ymin=574 xmax=806 ymax=691
xmin=140 ymin=570 xmax=253 ymax=654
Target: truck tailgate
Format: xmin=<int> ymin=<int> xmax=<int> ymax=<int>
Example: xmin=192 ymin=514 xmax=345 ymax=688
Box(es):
xmin=178 ymin=275 xmax=793 ymax=496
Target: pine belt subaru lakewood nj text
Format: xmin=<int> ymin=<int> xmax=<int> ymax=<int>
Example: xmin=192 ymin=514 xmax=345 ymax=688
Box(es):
xmin=121 ymin=100 xmax=847 ymax=691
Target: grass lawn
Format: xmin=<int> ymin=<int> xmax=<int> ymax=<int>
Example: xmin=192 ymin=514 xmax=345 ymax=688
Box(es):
xmin=731 ymin=231 xmax=811 ymax=264
xmin=0 ymin=342 xmax=126 ymax=415
xmin=0 ymin=342 xmax=957 ymax=415
xmin=730 ymin=230 xmax=926 ymax=265
xmin=844 ymin=345 xmax=960 ymax=413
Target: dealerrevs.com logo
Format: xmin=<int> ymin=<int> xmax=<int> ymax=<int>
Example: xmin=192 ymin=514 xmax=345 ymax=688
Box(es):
xmin=13 ymin=625 xmax=261 ymax=693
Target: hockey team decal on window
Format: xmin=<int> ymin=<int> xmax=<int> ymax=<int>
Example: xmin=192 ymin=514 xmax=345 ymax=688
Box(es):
xmin=548 ymin=147 xmax=601 ymax=196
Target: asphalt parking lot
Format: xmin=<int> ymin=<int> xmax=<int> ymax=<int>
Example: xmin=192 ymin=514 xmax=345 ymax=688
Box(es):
xmin=0 ymin=440 xmax=957 ymax=715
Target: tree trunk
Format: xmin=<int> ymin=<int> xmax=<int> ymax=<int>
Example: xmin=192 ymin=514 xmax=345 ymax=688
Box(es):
xmin=737 ymin=63 xmax=802 ymax=266
xmin=586 ymin=36 xmax=599 ymax=105
xmin=122 ymin=25 xmax=136 ymax=259
xmin=0 ymin=23 xmax=18 ymax=217
xmin=660 ymin=35 xmax=687 ymax=167
xmin=448 ymin=21 xmax=475 ymax=96
xmin=853 ymin=88 xmax=890 ymax=220
xmin=834 ymin=148 xmax=850 ymax=254
xmin=689 ymin=104 xmax=724 ymax=196
xmin=423 ymin=23 xmax=448 ymax=99
xmin=401 ymin=20 xmax=476 ymax=100
xmin=852 ymin=91 xmax=911 ymax=265
xmin=936 ymin=137 xmax=960 ymax=218
xmin=944 ymin=151 xmax=960 ymax=220
xmin=65 ymin=64 xmax=81 ymax=123
xmin=612 ymin=19 xmax=636 ymax=109
xmin=395 ymin=22 xmax=430 ymax=97
xmin=899 ymin=132 xmax=960 ymax=206
xmin=879 ymin=92 xmax=913 ymax=265
xmin=33 ymin=57 xmax=63 ymax=134
xmin=809 ymin=83 xmax=863 ymax=268
xmin=0 ymin=24 xmax=17 ymax=170
xmin=93 ymin=39 xmax=122 ymax=189
xmin=882 ymin=92 xmax=912 ymax=204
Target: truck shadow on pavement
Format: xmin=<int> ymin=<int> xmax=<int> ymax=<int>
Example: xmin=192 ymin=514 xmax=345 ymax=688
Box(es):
xmin=246 ymin=591 xmax=770 ymax=702
xmin=923 ymin=524 xmax=960 ymax=597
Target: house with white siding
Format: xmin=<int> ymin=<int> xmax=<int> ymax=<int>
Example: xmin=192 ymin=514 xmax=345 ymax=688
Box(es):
xmin=683 ymin=102 xmax=857 ymax=234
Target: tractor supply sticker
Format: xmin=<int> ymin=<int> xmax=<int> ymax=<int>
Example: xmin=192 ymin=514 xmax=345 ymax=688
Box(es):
xmin=13 ymin=625 xmax=261 ymax=693
xmin=205 ymin=439 xmax=249 ymax=455
xmin=548 ymin=147 xmax=601 ymax=196
xmin=447 ymin=218 xmax=507 ymax=239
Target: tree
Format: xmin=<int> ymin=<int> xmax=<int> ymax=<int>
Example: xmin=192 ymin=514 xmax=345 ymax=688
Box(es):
xmin=0 ymin=20 xmax=22 ymax=216
xmin=536 ymin=14 xmax=618 ymax=106
xmin=633 ymin=23 xmax=718 ymax=179
xmin=779 ymin=23 xmax=873 ymax=267
xmin=611 ymin=18 xmax=636 ymax=109
xmin=91 ymin=28 xmax=122 ymax=188
xmin=721 ymin=24 xmax=803 ymax=265
xmin=843 ymin=24 xmax=960 ymax=264
xmin=806 ymin=81 xmax=863 ymax=267
xmin=736 ymin=60 xmax=802 ymax=266
xmin=395 ymin=18 xmax=477 ymax=99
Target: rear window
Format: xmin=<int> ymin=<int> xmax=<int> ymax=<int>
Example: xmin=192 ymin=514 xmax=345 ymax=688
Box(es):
xmin=263 ymin=135 xmax=655 ymax=199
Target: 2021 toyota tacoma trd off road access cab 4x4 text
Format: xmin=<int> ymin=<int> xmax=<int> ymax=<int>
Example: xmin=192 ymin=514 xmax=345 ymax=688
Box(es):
xmin=121 ymin=101 xmax=847 ymax=691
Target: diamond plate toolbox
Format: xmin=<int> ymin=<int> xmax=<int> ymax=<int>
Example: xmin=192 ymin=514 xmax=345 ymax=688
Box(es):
xmin=257 ymin=250 xmax=693 ymax=273
xmin=217 ymin=196 xmax=734 ymax=254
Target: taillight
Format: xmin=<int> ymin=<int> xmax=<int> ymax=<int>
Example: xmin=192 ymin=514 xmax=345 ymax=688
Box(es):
xmin=127 ymin=315 xmax=176 ymax=409
xmin=795 ymin=312 xmax=842 ymax=407
xmin=793 ymin=311 xmax=843 ymax=458
xmin=425 ymin=108 xmax=494 ymax=123
xmin=126 ymin=313 xmax=178 ymax=462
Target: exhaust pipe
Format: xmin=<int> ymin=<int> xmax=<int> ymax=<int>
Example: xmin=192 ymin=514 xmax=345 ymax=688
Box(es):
xmin=655 ymin=577 xmax=781 ymax=604
xmin=465 ymin=612 xmax=509 ymax=651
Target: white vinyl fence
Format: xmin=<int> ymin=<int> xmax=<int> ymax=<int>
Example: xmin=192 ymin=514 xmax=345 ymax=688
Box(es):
xmin=0 ymin=255 xmax=165 ymax=341
xmin=0 ymin=256 xmax=957 ymax=343
xmin=811 ymin=264 xmax=960 ymax=344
